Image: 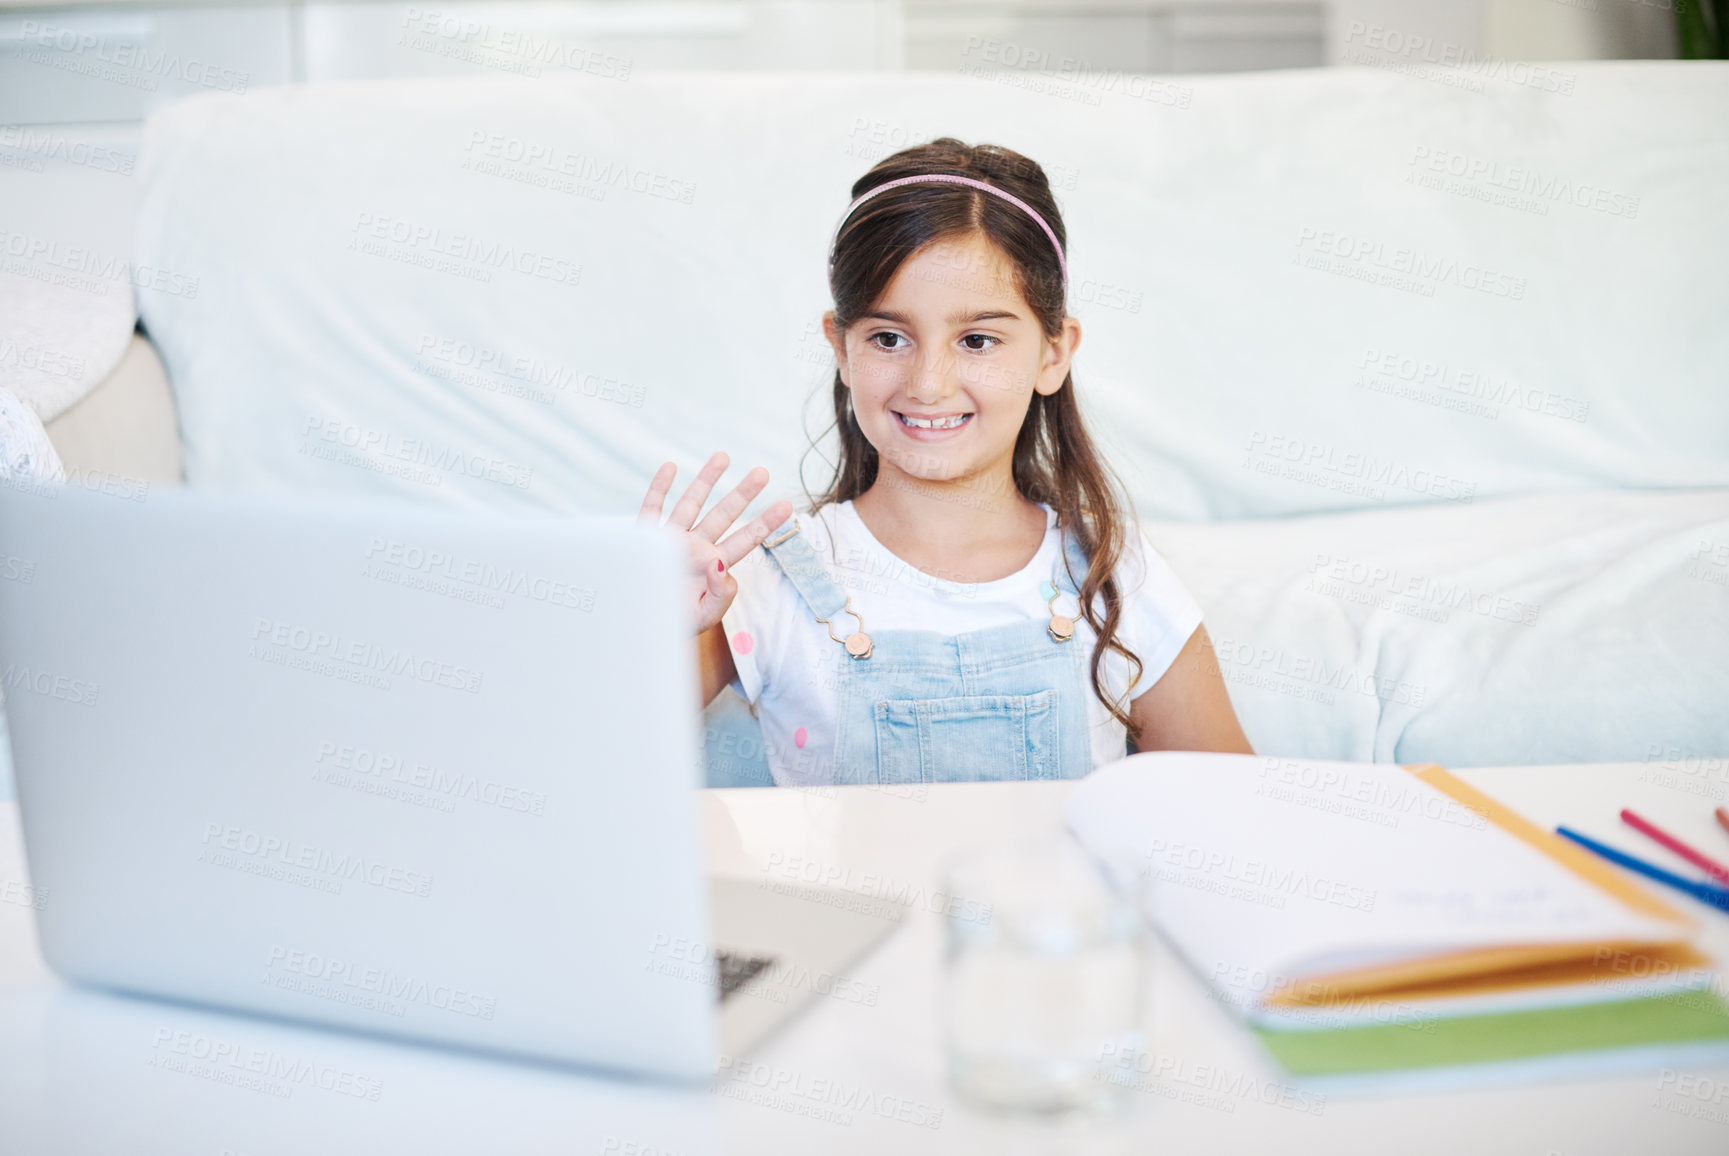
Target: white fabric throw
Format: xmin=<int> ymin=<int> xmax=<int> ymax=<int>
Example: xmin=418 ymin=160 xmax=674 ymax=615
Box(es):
xmin=0 ymin=385 xmax=65 ymax=483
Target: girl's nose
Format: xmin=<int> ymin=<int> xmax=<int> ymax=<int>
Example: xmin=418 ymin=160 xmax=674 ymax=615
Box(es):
xmin=905 ymin=352 xmax=957 ymax=405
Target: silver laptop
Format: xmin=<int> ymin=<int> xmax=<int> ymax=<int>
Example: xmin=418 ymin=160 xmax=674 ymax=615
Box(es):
xmin=0 ymin=484 xmax=902 ymax=1080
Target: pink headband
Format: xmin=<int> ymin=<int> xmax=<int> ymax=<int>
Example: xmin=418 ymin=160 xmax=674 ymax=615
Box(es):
xmin=826 ymin=173 xmax=1069 ymax=306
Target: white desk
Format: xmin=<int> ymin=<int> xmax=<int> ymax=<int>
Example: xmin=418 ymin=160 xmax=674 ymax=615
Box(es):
xmin=2 ymin=763 xmax=1727 ymax=1154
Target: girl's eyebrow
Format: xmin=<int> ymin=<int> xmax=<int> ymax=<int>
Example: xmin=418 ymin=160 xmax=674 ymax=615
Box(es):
xmin=865 ymin=309 xmax=1021 ymax=325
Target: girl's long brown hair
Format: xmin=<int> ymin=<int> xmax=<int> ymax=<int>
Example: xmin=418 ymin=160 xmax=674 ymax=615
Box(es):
xmin=803 ymin=137 xmax=1145 ymax=729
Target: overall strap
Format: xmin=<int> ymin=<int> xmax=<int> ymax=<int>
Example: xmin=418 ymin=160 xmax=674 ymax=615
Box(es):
xmin=1050 ymin=523 xmax=1095 ymax=607
xmin=759 ymin=513 xmax=851 ymax=622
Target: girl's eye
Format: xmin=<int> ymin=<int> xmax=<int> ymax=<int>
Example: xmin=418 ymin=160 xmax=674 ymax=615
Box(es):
xmin=961 ymin=334 xmax=1000 ymax=352
xmin=869 ymin=332 xmax=907 ymax=351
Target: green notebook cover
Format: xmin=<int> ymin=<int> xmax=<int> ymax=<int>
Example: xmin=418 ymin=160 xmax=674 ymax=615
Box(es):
xmin=1253 ymin=989 xmax=1729 ymax=1077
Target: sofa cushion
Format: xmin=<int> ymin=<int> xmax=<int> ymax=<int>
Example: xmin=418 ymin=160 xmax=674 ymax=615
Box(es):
xmin=133 ymin=65 xmax=1729 ymax=523
xmin=1149 ymin=488 xmax=1729 ymax=767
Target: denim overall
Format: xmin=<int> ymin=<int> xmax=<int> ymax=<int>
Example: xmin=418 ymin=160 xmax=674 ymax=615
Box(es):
xmin=760 ymin=511 xmax=1096 ymax=785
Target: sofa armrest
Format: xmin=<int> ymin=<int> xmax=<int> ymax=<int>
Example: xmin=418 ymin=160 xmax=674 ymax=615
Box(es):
xmin=43 ymin=333 xmax=182 ymax=484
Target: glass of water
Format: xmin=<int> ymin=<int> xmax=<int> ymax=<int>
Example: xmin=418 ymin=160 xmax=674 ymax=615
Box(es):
xmin=941 ymin=828 xmax=1150 ymax=1114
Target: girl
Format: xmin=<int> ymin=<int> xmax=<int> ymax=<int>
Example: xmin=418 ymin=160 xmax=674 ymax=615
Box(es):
xmin=638 ymin=138 xmax=1252 ymax=785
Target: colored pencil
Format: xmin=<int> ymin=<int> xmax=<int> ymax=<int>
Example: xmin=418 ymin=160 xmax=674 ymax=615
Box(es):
xmin=1620 ymin=808 xmax=1729 ymax=884
xmin=1555 ymin=826 xmax=1729 ymax=913
xmin=1717 ymin=807 xmax=1729 ymax=838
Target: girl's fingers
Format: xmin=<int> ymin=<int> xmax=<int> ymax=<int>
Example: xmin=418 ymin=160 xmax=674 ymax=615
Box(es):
xmin=693 ymin=465 xmax=769 ymax=542
xmin=642 ymin=456 xmax=781 ymax=575
xmin=636 ymin=461 xmax=677 ymax=526
xmin=716 ymin=499 xmax=794 ymax=569
xmin=665 ymin=451 xmax=728 ymax=532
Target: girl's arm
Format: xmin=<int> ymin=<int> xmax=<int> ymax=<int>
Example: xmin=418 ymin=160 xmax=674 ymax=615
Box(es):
xmin=1128 ymin=625 xmax=1255 ymax=755
xmin=697 ymin=621 xmax=737 ymax=709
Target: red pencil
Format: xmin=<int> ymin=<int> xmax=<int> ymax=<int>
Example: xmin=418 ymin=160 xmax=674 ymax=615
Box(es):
xmin=1621 ymin=809 xmax=1729 ymax=884
xmin=1718 ymin=807 xmax=1729 ymax=838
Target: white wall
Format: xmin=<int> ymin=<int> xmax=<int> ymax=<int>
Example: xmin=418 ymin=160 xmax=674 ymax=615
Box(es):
xmin=0 ymin=0 xmax=1686 ymax=129
xmin=906 ymin=2 xmax=1328 ymax=74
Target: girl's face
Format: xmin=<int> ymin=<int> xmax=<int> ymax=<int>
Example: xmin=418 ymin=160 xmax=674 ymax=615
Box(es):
xmin=823 ymin=231 xmax=1081 ymax=489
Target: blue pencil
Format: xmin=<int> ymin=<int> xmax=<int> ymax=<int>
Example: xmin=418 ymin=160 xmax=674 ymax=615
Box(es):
xmin=1556 ymin=826 xmax=1729 ymax=913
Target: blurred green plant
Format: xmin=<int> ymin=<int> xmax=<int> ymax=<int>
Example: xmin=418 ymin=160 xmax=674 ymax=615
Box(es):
xmin=1677 ymin=0 xmax=1727 ymax=59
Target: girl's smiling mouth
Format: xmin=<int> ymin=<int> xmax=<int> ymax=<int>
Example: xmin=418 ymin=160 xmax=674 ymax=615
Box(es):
xmin=893 ymin=410 xmax=973 ymax=437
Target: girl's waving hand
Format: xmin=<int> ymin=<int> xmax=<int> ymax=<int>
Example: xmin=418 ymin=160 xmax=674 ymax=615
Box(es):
xmin=638 ymin=451 xmax=792 ymax=638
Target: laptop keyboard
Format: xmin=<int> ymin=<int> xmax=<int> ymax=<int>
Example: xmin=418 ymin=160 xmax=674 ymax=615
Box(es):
xmin=715 ymin=950 xmax=774 ymax=1003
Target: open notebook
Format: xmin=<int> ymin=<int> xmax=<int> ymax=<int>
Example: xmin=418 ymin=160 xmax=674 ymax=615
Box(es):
xmin=1064 ymin=753 xmax=1729 ymax=1082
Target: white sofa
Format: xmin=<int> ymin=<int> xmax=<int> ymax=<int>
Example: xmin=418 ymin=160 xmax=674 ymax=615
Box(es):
xmin=39 ymin=62 xmax=1729 ymax=788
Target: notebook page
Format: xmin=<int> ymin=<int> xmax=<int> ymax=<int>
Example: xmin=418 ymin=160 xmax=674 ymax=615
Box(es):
xmin=1063 ymin=752 xmax=1690 ymax=1010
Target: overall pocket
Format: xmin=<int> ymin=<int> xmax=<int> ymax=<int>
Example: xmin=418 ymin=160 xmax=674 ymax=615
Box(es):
xmin=872 ymin=690 xmax=1064 ymax=783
